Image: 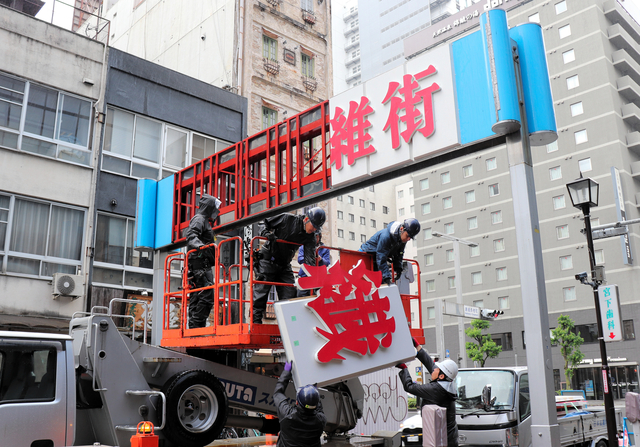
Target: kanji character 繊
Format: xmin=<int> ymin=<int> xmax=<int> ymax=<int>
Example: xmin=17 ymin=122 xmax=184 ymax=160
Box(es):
xmin=329 ymin=96 xmax=375 ymax=170
xmin=298 ymin=261 xmax=396 ymax=362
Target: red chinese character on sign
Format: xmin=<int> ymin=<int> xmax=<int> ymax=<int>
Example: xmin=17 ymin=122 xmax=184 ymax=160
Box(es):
xmin=382 ymin=66 xmax=441 ymax=149
xmin=298 ymin=261 xmax=396 ymax=362
xmin=329 ymin=96 xmax=375 ymax=170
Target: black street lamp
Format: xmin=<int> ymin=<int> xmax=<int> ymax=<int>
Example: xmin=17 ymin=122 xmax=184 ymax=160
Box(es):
xmin=566 ymin=176 xmax=618 ymax=444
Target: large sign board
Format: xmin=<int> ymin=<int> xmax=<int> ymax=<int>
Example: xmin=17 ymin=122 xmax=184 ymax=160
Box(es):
xmin=598 ymin=284 xmax=623 ymax=342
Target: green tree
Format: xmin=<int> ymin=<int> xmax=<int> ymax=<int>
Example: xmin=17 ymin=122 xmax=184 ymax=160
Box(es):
xmin=551 ymin=314 xmax=584 ymax=388
xmin=465 ymin=319 xmax=502 ymax=367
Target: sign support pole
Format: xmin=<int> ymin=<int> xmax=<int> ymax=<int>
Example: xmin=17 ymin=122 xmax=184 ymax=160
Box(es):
xmin=507 ymin=50 xmax=560 ymax=447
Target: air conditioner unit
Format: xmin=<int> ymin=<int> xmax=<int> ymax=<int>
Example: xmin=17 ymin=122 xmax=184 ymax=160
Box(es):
xmin=52 ymin=273 xmax=85 ymax=299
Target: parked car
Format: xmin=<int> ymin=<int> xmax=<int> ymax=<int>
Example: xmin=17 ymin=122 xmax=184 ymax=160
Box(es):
xmin=399 ymin=413 xmax=422 ymax=446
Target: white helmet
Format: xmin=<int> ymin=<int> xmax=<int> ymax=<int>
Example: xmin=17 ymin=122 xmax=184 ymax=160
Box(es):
xmin=435 ymin=359 xmax=458 ymax=381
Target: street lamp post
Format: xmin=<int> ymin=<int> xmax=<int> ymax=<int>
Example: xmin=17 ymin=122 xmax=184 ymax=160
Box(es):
xmin=566 ymin=177 xmax=618 ymax=445
xmin=432 ymin=231 xmax=478 ymax=368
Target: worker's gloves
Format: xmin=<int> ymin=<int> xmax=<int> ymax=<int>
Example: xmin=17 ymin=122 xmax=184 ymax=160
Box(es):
xmin=395 ymin=271 xmax=402 ymax=282
xmin=284 ymin=361 xmax=293 ymax=372
xmin=395 ymin=363 xmax=408 ymax=369
xmin=267 ymin=232 xmax=277 ymax=244
xmin=412 ymin=337 xmax=420 ymax=348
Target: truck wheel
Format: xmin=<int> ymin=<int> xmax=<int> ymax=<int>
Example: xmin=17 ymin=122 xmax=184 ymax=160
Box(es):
xmin=595 ymin=441 xmax=608 ymax=447
xmin=161 ymin=370 xmax=228 ymax=446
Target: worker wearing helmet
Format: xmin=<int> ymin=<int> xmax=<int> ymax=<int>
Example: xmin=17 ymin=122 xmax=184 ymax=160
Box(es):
xmin=274 ymin=361 xmax=326 ymax=447
xmin=186 ymin=194 xmax=221 ymax=328
xmin=359 ymin=218 xmax=420 ymax=285
xmin=252 ymin=207 xmax=326 ymax=323
xmin=397 ymin=338 xmax=459 ymax=447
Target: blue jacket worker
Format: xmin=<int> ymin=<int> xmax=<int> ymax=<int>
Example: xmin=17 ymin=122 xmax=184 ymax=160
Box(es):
xmin=274 ymin=361 xmax=326 ymax=447
xmin=397 ymin=338 xmax=458 ymax=447
xmin=359 ymin=218 xmax=420 ymax=285
xmin=296 ymin=232 xmax=331 ymax=297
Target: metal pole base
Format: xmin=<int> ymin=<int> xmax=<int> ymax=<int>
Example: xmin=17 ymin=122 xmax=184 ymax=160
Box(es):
xmin=531 ymin=424 xmax=560 ymax=447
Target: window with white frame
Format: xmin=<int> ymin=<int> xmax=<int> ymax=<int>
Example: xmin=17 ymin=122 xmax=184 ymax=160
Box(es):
xmin=398 ymin=190 xmax=404 ymax=198
xmin=463 ymin=164 xmax=473 ymax=177
xmin=560 ymin=255 xmax=573 ymax=270
xmin=563 ymin=286 xmax=576 ymax=301
xmin=0 ymin=193 xmax=85 ymax=278
xmin=371 ymin=219 xmax=376 ymax=228
xmin=348 ymin=195 xmax=354 ymax=204
xmin=496 ymin=267 xmax=507 ymax=281
xmin=349 ymin=213 xmax=355 ymax=222
xmin=468 ymin=216 xmax=478 ymax=230
xmin=359 ymin=199 xmax=365 ymax=208
xmin=595 ymin=249 xmax=605 ymax=264
xmin=549 ymin=166 xmax=562 ymax=181
xmin=338 ymin=229 xmax=344 ymax=238
xmin=556 ymin=224 xmax=569 ymax=239
xmin=555 ymin=0 xmax=567 ymax=14
xmin=567 ymin=75 xmax=579 ymax=90
xmin=361 ymin=234 xmax=366 ymax=243
xmin=446 ymin=249 xmax=454 ymax=262
xmin=0 ymin=72 xmax=93 ymax=166
xmin=94 ymin=213 xmax=154 ymax=289
xmin=420 ymin=178 xmax=429 ymax=190
xmin=498 ymin=296 xmax=510 ymax=309
xmin=441 ymin=171 xmax=451 ymax=184
xmin=422 ymin=203 xmax=431 ymax=215
xmin=494 ymin=238 xmax=505 ymax=252
xmin=369 ymin=185 xmax=374 ymax=192
xmin=448 ymin=276 xmax=456 ymax=289
xmin=579 ymin=158 xmax=592 ymax=172
xmin=465 ymin=190 xmax=476 ymax=203
xmin=489 ymin=183 xmax=500 ymax=197
xmin=383 ymin=206 xmax=389 ymax=214
xmin=360 ymin=216 xmax=365 ymax=225
xmin=349 ymin=231 xmax=355 ymax=241
xmin=486 ymin=157 xmax=497 ymax=170
xmin=553 ymin=195 xmax=566 ymax=210
xmin=547 ymin=140 xmax=559 ymax=152
xmin=472 ymin=271 xmax=482 ymax=285
xmin=470 ymin=244 xmax=480 ymax=257
xmin=491 ymin=210 xmax=503 ymax=224
xmin=558 ymin=24 xmax=571 ymax=39
xmin=337 ymin=195 xmax=343 ymax=202
xmin=410 ymin=205 xmax=414 ymax=214
xmin=426 ymin=280 xmax=435 ymax=293
xmin=443 ymin=197 xmax=453 ymax=209
xmin=399 ymin=207 xmax=405 ymax=216
xmin=444 ymin=222 xmax=454 ymax=234
xmin=473 ymin=299 xmax=484 ymax=308
xmin=425 ymin=253 xmax=434 ymax=266
xmin=370 ymin=202 xmax=375 ymax=211
xmin=528 ymin=12 xmax=540 ymax=23
xmin=424 ymin=228 xmax=432 ymax=240
xmin=575 ymin=129 xmax=588 ymax=145
xmin=338 ymin=211 xmax=343 ymax=220
xmin=427 ymin=306 xmax=435 ymax=317
xmin=562 ymin=49 xmax=575 ymax=64
xmin=409 ymin=187 xmax=413 ymax=196
xmin=591 ymin=217 xmax=600 ymax=227
xmin=384 ymin=222 xmax=389 ymax=228
xmin=570 ymin=101 xmax=583 ymax=116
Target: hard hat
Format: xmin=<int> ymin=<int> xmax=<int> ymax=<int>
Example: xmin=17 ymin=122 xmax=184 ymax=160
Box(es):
xmin=306 ymin=207 xmax=326 ymax=230
xmin=297 ymin=384 xmax=319 ymax=411
xmin=435 ymin=359 xmax=458 ymax=381
xmin=402 ymin=218 xmax=421 ymax=239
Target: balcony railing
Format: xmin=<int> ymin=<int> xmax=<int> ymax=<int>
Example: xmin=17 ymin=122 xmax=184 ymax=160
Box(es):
xmin=263 ymin=58 xmax=280 ymax=75
xmin=302 ymin=9 xmax=316 ymax=25
xmin=265 ymin=0 xmax=282 ymax=7
xmin=302 ymin=75 xmax=318 ymax=92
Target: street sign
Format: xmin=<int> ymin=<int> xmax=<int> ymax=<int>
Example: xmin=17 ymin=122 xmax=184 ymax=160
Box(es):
xmin=598 ymin=285 xmax=622 ymax=342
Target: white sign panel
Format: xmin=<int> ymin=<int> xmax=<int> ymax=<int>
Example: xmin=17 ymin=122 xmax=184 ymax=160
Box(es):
xmin=329 ymin=44 xmax=459 ymax=188
xmin=463 ymin=305 xmax=480 ymax=319
xmin=275 ymin=276 xmax=415 ymax=388
xmin=598 ymin=284 xmax=622 ymax=342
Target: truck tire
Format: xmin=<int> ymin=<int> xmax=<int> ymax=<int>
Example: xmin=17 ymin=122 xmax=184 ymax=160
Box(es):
xmin=161 ymin=370 xmax=228 ymax=446
xmin=595 ymin=441 xmax=608 ymax=447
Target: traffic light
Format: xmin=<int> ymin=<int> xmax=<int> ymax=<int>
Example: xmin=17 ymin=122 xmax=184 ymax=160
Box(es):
xmin=481 ymin=309 xmax=504 ymax=319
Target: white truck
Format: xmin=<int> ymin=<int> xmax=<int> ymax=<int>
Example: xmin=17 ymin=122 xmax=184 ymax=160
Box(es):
xmin=455 ymin=366 xmax=623 ymax=447
xmin=0 ymin=303 xmax=363 ymax=447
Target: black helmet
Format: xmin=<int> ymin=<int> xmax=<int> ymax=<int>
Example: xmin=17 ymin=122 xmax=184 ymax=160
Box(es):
xmin=403 ymin=218 xmax=420 ymax=239
xmin=306 ymin=207 xmax=326 ymax=230
xmin=297 ymin=384 xmax=319 ymax=411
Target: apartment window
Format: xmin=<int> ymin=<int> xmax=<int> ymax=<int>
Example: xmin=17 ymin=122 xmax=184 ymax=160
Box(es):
xmin=420 ymin=178 xmax=429 ymax=190
xmin=359 ymin=199 xmax=365 ymax=208
xmin=555 ymin=0 xmax=567 ymax=14
xmin=441 ymin=171 xmax=451 ymax=184
xmin=348 ymin=195 xmax=354 ymax=204
xmin=553 ymin=195 xmax=566 ymax=210
xmin=591 ymin=217 xmax=600 ymax=227
xmin=262 ymin=106 xmax=277 ymax=130
xmin=549 ymin=166 xmax=562 ymax=181
xmin=410 ymin=205 xmax=414 ymax=214
xmin=489 ymin=183 xmax=500 ymax=197
xmin=360 ymin=216 xmax=365 ymax=225
xmin=301 ymin=0 xmax=314 ymax=12
xmin=575 ymin=323 xmax=599 ymax=343
xmin=470 ymin=245 xmax=480 ymax=257
xmin=426 ymin=280 xmax=435 ymax=293
xmin=422 ymin=203 xmax=431 ymax=215
xmin=262 ymin=35 xmax=277 ymax=60
xmin=348 ymin=213 xmax=355 ymax=222
xmin=463 ymin=164 xmax=473 ymax=177
xmin=399 ymin=207 xmax=405 ymax=216
xmin=425 ymin=253 xmax=434 ymax=266
xmin=371 ymin=219 xmax=376 ymax=228
xmin=472 ymin=271 xmax=482 ymax=285
xmin=494 ymin=238 xmax=505 ymax=252
xmin=443 ymin=197 xmax=453 ymax=209
xmin=398 ymin=190 xmax=404 ymax=199
xmin=528 ymin=12 xmax=540 ymax=23
xmin=595 ymin=249 xmax=605 ymax=265
xmin=486 ymin=157 xmax=497 ymax=170
xmin=575 ymin=129 xmax=588 ymax=145
xmin=448 ymin=276 xmax=456 ymax=289
xmin=423 ymin=228 xmax=432 ymax=240
xmin=498 ymin=296 xmax=510 ymax=309
xmin=349 ymin=231 xmax=355 ymax=241
xmin=94 ymin=213 xmax=153 ymax=288
xmin=491 ymin=210 xmax=503 ymax=224
xmin=579 ymin=158 xmax=592 ymax=172
xmin=370 ymin=202 xmax=375 ymax=211
xmin=338 ymin=211 xmax=343 ymax=220
xmin=496 ymin=267 xmax=507 ymax=281
xmin=369 ymin=185 xmax=374 ymax=192
xmin=384 ymin=222 xmax=389 ymax=228
xmin=623 ymin=320 xmax=635 ymax=340
xmin=563 ymin=286 xmax=576 ymax=301
xmin=444 ymin=223 xmax=454 ymax=234
xmin=0 ymin=73 xmax=93 ymax=166
xmin=492 ymin=333 xmax=513 ymax=351
xmin=547 ymin=140 xmax=559 ymax=153
xmin=361 ymin=234 xmax=367 ymax=243
xmin=301 ymin=53 xmax=315 ymax=77
xmin=473 ymin=300 xmax=484 ymax=308
xmin=446 ymin=249 xmax=454 ymax=262
xmin=0 ymin=194 xmax=85 ymax=278
xmin=338 ymin=229 xmax=344 ymax=238
xmin=562 ymin=49 xmax=575 ymax=64
xmin=570 ymin=101 xmax=583 ymax=116
xmin=337 ymin=195 xmax=343 ymax=201
xmin=567 ymin=75 xmax=579 ymax=90
xmin=558 ymin=24 xmax=571 ymax=39
xmin=468 ymin=216 xmax=478 ymax=230
xmin=409 ymin=187 xmax=413 ymax=196
xmin=427 ymin=306 xmax=435 ymax=318
xmin=560 ymin=255 xmax=573 ymax=270
xmin=383 ymin=206 xmax=389 ymax=214
xmin=556 ymin=224 xmax=569 ymax=239
xmin=465 ymin=190 xmax=475 ymax=203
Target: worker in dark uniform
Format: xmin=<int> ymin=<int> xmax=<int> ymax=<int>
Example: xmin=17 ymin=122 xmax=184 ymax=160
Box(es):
xmin=274 ymin=361 xmax=326 ymax=447
xmin=296 ymin=232 xmax=331 ymax=297
xmin=252 ymin=207 xmax=326 ymax=323
xmin=186 ymin=194 xmax=221 ymax=329
xmin=359 ymin=218 xmax=420 ymax=285
xmin=397 ymin=338 xmax=459 ymax=447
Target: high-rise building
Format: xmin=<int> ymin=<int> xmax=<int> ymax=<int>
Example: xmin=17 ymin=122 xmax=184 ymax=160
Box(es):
xmin=332 ymin=0 xmax=360 ymax=94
